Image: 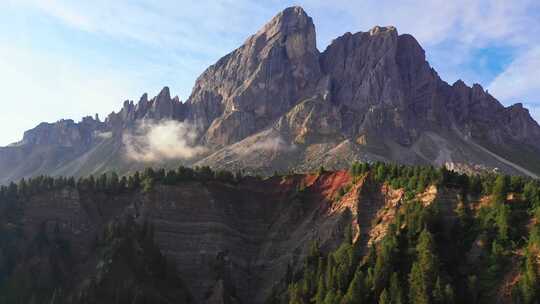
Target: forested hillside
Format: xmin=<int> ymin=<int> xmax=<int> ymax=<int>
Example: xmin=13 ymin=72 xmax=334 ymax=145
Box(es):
xmin=283 ymin=164 xmax=540 ymax=304
xmin=0 ymin=163 xmax=539 ymax=303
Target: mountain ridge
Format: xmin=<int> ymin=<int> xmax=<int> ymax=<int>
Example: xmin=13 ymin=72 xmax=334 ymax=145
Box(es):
xmin=1 ymin=6 xmax=539 ymax=184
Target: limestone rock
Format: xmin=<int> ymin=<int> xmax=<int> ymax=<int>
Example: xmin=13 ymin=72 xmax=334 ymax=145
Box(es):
xmin=185 ymin=6 xmax=321 ymax=146
xmin=1 ymin=6 xmax=540 ymax=182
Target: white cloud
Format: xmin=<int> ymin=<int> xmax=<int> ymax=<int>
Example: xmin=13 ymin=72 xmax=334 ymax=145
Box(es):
xmin=488 ymin=45 xmax=540 ymax=124
xmin=18 ymin=0 xmax=269 ymax=56
xmin=488 ymin=46 xmax=540 ymax=101
xmin=94 ymin=131 xmax=113 ymax=139
xmin=123 ymin=120 xmax=206 ymax=162
xmin=305 ymin=0 xmax=540 ymax=49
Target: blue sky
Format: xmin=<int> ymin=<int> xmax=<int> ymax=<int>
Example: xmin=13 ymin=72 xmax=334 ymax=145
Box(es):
xmin=1 ymin=0 xmax=540 ymax=146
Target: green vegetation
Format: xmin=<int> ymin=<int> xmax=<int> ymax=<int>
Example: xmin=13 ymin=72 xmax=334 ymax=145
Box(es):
xmin=1 ymin=162 xmax=540 ymax=304
xmin=0 ymin=213 xmax=192 ymax=303
xmin=0 ymin=165 xmax=245 ymax=304
xmin=67 ymin=216 xmax=192 ymax=304
xmin=282 ymin=162 xmax=540 ymax=304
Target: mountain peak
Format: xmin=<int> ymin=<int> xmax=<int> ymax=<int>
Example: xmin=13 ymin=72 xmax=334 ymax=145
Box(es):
xmin=511 ymin=102 xmax=524 ymax=109
xmin=257 ymin=6 xmax=315 ymax=41
xmin=157 ymin=86 xmax=171 ymax=100
xmin=275 ymin=6 xmax=310 ymax=26
xmin=369 ymin=25 xmax=397 ymax=36
xmin=139 ymin=93 xmax=149 ymax=104
xmin=453 ymin=79 xmax=467 ymax=87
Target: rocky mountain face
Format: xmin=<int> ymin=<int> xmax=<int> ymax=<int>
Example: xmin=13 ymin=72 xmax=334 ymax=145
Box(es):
xmin=1 ymin=6 xmax=540 ymax=184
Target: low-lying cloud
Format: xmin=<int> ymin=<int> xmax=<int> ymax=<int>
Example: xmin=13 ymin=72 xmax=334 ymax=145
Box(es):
xmin=94 ymin=131 xmax=113 ymax=139
xmin=123 ymin=120 xmax=206 ymax=162
xmin=239 ymin=135 xmax=296 ymax=155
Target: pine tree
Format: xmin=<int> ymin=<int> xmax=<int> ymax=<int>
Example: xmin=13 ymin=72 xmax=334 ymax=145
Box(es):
xmin=523 ymin=181 xmax=540 ymax=205
xmin=409 ymin=262 xmax=429 ymax=304
xmin=492 ymin=175 xmax=509 ymax=203
xmin=440 ymin=166 xmax=452 ymax=186
xmin=416 ymin=229 xmax=438 ymax=286
xmin=342 ymin=269 xmax=364 ymax=304
xmin=142 ymin=176 xmax=154 ymax=193
xmin=18 ymin=178 xmax=28 ymax=197
xmin=409 ymin=229 xmax=440 ymax=303
xmin=376 ymin=164 xmax=387 ymax=182
xmin=314 ymin=275 xmax=327 ymax=304
xmin=109 ymin=172 xmax=120 ymax=192
xmin=325 ymin=255 xmax=336 ymax=292
xmin=444 ymin=284 xmax=455 ymax=304
xmin=119 ymin=175 xmax=127 ymax=190
xmin=494 ymin=203 xmax=510 ymax=241
xmin=165 ymin=170 xmax=178 ymax=185
xmin=289 ymin=283 xmax=305 ymax=304
xmin=389 ymin=272 xmax=403 ymax=304
xmin=88 ymin=175 xmax=96 ymax=190
xmin=127 ymin=171 xmax=141 ymax=190
xmin=373 ymin=239 xmax=395 ymax=293
xmin=96 ymin=173 xmax=107 ymax=191
xmin=467 ymin=275 xmax=478 ymax=304
xmin=344 ymin=223 xmax=353 ymax=245
xmin=433 ymin=276 xmax=444 ymax=304
xmin=469 ymin=175 xmax=483 ymax=196
xmin=378 ymin=289 xmax=390 ymax=304
xmin=335 ymin=290 xmax=343 ymax=304
xmin=323 ymin=289 xmax=336 ymax=304
xmin=519 ymin=250 xmax=538 ymax=303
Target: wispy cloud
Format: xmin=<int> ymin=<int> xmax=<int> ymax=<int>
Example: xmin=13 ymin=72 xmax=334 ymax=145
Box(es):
xmin=239 ymin=135 xmax=296 ymax=155
xmin=94 ymin=131 xmax=113 ymax=139
xmin=18 ymin=0 xmax=270 ymax=57
xmin=304 ymin=0 xmax=540 ymax=49
xmin=489 ymin=46 xmax=540 ymax=100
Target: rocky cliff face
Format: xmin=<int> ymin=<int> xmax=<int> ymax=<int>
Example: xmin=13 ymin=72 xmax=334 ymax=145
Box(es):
xmin=1 ymin=6 xmax=540 ymax=183
xmin=186 ymin=6 xmax=322 ymax=147
xmin=0 ymin=171 xmax=372 ymax=303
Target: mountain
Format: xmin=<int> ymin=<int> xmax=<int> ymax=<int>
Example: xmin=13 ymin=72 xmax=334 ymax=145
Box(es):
xmin=1 ymin=164 xmax=540 ymax=303
xmin=2 ymin=6 xmax=540 ymax=184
